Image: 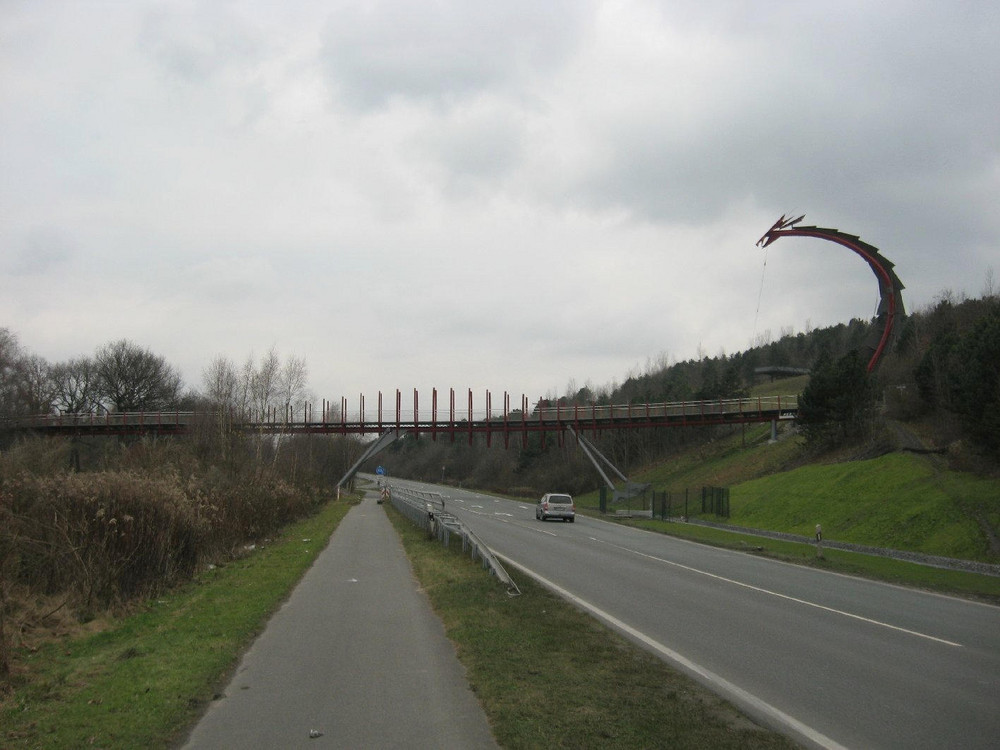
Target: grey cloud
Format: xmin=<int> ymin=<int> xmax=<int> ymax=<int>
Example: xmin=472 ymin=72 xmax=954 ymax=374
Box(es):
xmin=138 ymin=4 xmax=264 ymax=83
xmin=10 ymin=227 xmax=74 ymax=277
xmin=556 ymin=4 xmax=1000 ymax=252
xmin=410 ymin=104 xmax=527 ymax=194
xmin=320 ymin=0 xmax=586 ymax=110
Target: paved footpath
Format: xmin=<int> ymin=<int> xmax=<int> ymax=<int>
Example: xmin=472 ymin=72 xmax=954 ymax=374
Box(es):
xmin=182 ymin=493 xmax=498 ymax=749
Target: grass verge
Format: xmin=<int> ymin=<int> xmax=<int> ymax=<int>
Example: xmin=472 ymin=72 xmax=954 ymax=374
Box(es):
xmin=729 ymin=452 xmax=1000 ymax=560
xmin=1 ymin=498 xmax=356 ymax=750
xmin=385 ymin=504 xmax=799 ymax=750
xmin=611 ymin=516 xmax=1000 ymax=601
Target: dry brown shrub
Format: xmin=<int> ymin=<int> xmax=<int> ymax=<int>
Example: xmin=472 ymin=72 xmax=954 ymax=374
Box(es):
xmin=2 ymin=470 xmax=208 ymax=608
xmin=0 ymin=434 xmax=330 ymax=686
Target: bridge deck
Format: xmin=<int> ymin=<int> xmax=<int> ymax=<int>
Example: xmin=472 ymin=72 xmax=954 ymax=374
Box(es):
xmin=4 ymin=395 xmax=798 ymax=438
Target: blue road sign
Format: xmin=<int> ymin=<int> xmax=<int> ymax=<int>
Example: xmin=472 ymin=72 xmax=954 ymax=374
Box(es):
xmin=376 ymin=466 xmax=385 ymax=475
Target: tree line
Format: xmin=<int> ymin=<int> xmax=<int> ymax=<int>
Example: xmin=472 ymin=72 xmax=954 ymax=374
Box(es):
xmin=0 ymin=331 xmax=311 ymax=421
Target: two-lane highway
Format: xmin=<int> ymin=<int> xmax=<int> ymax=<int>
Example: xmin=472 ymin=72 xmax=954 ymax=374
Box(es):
xmin=389 ymin=478 xmax=1000 ymax=750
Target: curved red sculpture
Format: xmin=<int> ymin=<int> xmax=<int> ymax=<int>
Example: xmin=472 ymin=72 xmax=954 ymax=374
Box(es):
xmin=757 ymin=215 xmax=905 ymax=372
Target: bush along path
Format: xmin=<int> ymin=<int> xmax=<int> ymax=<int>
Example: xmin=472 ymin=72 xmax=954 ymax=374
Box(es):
xmin=0 ymin=497 xmax=356 ymax=750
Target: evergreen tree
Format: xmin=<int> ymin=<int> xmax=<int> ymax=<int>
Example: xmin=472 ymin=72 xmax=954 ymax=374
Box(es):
xmin=798 ymin=350 xmax=875 ymax=447
xmin=946 ymin=306 xmax=1000 ymax=455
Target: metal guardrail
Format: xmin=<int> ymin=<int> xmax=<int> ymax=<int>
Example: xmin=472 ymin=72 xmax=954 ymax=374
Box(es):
xmin=386 ymin=483 xmax=521 ymax=597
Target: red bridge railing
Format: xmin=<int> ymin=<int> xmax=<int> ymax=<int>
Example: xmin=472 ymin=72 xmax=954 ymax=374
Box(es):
xmin=5 ymin=391 xmax=798 ymax=440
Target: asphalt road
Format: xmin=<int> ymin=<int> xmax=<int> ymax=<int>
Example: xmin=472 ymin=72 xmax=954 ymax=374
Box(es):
xmin=390 ymin=478 xmax=1000 ymax=750
xmin=182 ymin=490 xmax=498 ymax=749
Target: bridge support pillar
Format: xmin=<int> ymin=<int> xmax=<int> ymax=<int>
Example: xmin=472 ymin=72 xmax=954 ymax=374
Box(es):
xmin=769 ymin=419 xmax=778 ymax=443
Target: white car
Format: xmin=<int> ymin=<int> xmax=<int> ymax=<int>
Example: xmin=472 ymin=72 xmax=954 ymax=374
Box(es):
xmin=536 ymin=493 xmax=575 ymax=522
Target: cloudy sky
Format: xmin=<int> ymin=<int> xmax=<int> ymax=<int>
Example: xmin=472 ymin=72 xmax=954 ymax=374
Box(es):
xmin=3 ymin=1 xmax=998 ymax=412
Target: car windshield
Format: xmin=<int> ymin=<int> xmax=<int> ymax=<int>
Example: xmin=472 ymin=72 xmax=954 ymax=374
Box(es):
xmin=548 ymin=495 xmax=572 ymax=504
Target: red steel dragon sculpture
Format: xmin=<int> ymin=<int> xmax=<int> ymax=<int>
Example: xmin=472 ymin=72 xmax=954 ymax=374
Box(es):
xmin=757 ymin=215 xmax=906 ymax=373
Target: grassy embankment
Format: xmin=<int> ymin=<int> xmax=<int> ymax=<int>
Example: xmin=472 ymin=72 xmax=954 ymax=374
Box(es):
xmin=385 ymin=505 xmax=798 ymax=750
xmin=574 ymin=375 xmax=1000 ymax=600
xmin=1 ymin=499 xmax=355 ymax=750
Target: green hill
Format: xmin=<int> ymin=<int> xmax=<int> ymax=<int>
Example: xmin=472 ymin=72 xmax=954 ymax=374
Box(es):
xmin=732 ymin=452 xmax=999 ymax=561
xmin=578 ymin=381 xmax=1000 ymax=566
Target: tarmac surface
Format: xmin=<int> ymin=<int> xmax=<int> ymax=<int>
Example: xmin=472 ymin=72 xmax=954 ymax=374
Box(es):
xmin=182 ymin=492 xmax=498 ymax=749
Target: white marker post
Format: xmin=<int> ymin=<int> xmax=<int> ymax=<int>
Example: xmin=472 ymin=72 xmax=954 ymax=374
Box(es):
xmin=815 ymin=524 xmax=823 ymax=559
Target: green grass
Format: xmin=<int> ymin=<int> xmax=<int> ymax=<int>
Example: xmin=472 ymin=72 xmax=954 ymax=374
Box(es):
xmin=566 ymin=400 xmax=1000 ymax=599
xmin=730 ymin=452 xmax=1000 ymax=561
xmin=1 ymin=498 xmax=356 ymax=750
xmin=622 ymin=518 xmax=1000 ymax=600
xmin=573 ymin=404 xmax=999 ymax=567
xmin=575 ymin=422 xmax=804 ymax=515
xmin=749 ymin=375 xmax=809 ymax=398
xmin=385 ymin=505 xmax=798 ymax=750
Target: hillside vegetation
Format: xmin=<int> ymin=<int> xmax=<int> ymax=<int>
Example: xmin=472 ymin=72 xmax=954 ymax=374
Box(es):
xmin=380 ymin=293 xmax=1000 ymax=566
xmin=576 ymin=365 xmax=999 ymax=565
xmin=597 ymin=418 xmax=1000 ymax=565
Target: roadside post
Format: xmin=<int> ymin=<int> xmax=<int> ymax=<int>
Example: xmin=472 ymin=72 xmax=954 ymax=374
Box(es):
xmin=815 ymin=524 xmax=823 ymax=558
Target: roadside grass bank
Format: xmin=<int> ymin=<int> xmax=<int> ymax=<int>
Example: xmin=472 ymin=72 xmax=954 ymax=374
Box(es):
xmin=729 ymin=451 xmax=1000 ymax=561
xmin=619 ymin=518 xmax=1000 ymax=601
xmin=569 ymin=412 xmax=1000 ymax=600
xmin=385 ymin=505 xmax=799 ymax=750
xmin=1 ymin=498 xmax=356 ymax=750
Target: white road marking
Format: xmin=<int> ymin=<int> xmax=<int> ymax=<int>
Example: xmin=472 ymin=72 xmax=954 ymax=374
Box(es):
xmin=496 ymin=553 xmax=850 ymax=750
xmin=589 ymin=537 xmax=962 ymax=647
xmin=463 ymin=507 xmax=558 ymax=535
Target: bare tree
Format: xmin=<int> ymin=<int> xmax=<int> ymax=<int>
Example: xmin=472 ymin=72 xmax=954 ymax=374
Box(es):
xmin=202 ymin=355 xmax=239 ymax=410
xmin=223 ymin=348 xmax=312 ymax=424
xmin=94 ymin=339 xmax=183 ymax=412
xmin=237 ymin=354 xmax=255 ymax=418
xmin=16 ymin=354 xmax=56 ymax=414
xmin=51 ymin=356 xmax=101 ymax=413
xmin=277 ymin=355 xmax=309 ymax=421
xmin=0 ymin=327 xmax=25 ymax=415
xmin=201 ymin=355 xmax=243 ymax=460
xmin=250 ymin=348 xmax=281 ymax=421
xmin=227 ymin=348 xmax=311 ymax=467
xmin=0 ymin=330 xmax=55 ymax=416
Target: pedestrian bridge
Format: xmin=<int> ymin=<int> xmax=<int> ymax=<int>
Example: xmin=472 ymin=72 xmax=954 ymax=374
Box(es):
xmin=6 ymin=390 xmax=798 ymax=443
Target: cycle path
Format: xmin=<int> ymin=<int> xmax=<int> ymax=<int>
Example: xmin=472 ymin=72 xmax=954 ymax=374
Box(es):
xmin=182 ymin=492 xmax=498 ymax=749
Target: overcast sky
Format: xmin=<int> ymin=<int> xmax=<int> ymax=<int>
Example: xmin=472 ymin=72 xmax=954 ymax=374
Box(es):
xmin=3 ymin=1 xmax=998 ymax=411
